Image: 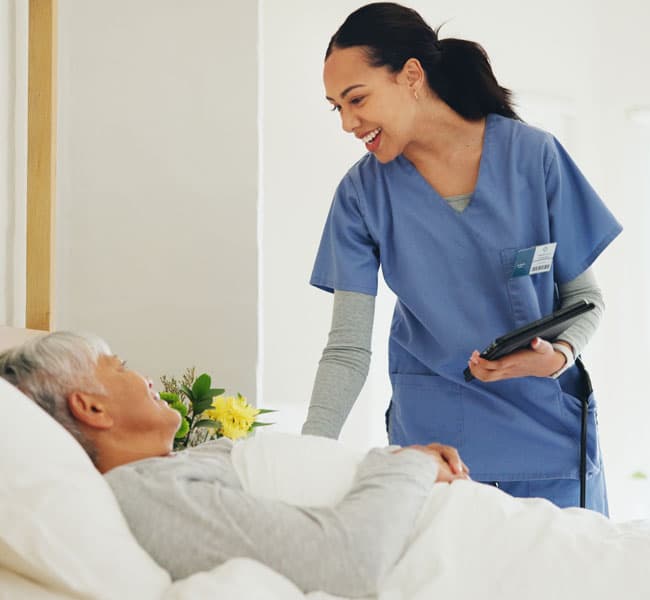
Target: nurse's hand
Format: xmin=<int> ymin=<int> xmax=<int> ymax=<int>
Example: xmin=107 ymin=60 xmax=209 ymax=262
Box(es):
xmin=466 ymin=337 xmax=567 ymax=381
xmin=398 ymin=443 xmax=471 ymax=483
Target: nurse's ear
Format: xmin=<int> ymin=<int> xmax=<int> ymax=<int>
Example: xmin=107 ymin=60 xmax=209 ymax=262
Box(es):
xmin=399 ymin=57 xmax=425 ymax=99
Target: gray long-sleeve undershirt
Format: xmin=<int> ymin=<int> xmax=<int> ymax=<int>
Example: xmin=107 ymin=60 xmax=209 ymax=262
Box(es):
xmin=302 ymin=269 xmax=604 ymax=440
xmin=105 ymin=438 xmax=438 ymax=597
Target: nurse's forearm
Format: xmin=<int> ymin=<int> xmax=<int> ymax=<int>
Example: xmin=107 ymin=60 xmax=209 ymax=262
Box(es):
xmin=556 ymin=267 xmax=604 ymax=357
xmin=302 ymin=291 xmax=375 ymax=439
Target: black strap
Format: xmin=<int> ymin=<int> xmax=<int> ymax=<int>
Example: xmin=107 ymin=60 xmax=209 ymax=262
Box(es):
xmin=574 ymin=358 xmax=592 ymax=508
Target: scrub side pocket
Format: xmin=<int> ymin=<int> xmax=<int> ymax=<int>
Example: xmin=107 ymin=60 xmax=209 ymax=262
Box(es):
xmin=500 ymin=248 xmax=543 ymax=328
xmin=387 ymin=373 xmax=464 ymax=449
xmin=558 ymin=388 xmax=601 ymax=476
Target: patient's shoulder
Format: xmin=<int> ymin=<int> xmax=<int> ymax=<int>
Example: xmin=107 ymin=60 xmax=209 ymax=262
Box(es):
xmin=105 ymin=437 xmax=240 ymax=493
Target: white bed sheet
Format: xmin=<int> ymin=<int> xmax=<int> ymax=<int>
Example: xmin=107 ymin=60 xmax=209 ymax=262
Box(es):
xmin=234 ymin=432 xmax=650 ymax=600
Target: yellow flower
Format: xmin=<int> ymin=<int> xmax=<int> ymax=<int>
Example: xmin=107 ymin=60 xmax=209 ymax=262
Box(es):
xmin=203 ymin=395 xmax=260 ymax=440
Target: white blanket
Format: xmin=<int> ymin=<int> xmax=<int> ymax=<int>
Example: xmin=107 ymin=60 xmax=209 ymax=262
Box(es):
xmin=383 ymin=481 xmax=650 ymax=599
xmin=230 ymin=432 xmax=650 ymax=600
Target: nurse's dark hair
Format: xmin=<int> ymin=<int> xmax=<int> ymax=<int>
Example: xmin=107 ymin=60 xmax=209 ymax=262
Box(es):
xmin=326 ymin=2 xmax=520 ymax=121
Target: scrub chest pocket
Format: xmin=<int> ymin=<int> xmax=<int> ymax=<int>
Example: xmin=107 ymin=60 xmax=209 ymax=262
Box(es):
xmin=500 ymin=248 xmax=550 ymax=327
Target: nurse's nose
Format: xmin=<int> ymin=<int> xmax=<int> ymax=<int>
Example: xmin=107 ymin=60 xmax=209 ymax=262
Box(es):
xmin=340 ymin=108 xmax=360 ymax=133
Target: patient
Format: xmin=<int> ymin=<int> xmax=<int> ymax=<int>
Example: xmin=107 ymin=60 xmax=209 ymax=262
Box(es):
xmin=0 ymin=331 xmax=469 ymax=598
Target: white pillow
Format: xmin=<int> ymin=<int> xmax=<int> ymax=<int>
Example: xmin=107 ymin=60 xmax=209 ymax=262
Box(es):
xmin=231 ymin=431 xmax=366 ymax=506
xmin=0 ymin=378 xmax=171 ymax=600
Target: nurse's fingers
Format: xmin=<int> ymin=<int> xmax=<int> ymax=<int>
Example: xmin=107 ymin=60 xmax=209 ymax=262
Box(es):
xmin=469 ymin=351 xmax=503 ymax=372
xmin=467 ymin=356 xmax=508 ymax=382
xmin=530 ymin=336 xmax=554 ymax=354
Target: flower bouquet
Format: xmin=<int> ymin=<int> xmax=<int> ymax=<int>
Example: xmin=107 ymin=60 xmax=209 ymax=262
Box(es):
xmin=160 ymin=367 xmax=274 ymax=450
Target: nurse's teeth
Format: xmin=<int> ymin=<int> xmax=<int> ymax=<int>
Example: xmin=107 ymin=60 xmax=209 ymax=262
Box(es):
xmin=363 ymin=128 xmax=381 ymax=143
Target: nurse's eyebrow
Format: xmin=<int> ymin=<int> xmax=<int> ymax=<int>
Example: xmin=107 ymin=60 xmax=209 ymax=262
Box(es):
xmin=325 ymin=84 xmax=366 ymax=102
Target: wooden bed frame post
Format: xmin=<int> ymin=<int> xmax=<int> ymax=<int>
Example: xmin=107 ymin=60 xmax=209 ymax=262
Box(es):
xmin=26 ymin=0 xmax=57 ymax=330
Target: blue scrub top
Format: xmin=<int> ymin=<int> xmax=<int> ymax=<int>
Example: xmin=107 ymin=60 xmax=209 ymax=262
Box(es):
xmin=311 ymin=114 xmax=622 ymax=482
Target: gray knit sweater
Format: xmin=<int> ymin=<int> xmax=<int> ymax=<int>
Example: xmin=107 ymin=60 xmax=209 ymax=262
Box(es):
xmin=105 ymin=438 xmax=438 ymax=597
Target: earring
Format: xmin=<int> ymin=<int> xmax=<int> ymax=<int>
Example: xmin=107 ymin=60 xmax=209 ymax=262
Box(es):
xmin=414 ymin=90 xmax=419 ymax=101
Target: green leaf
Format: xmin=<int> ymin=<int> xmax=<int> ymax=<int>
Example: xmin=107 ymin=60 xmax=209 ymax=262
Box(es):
xmin=159 ymin=391 xmax=179 ymax=403
xmin=255 ymin=408 xmax=276 ymax=415
xmin=175 ymin=418 xmax=190 ymax=439
xmin=193 ymin=387 xmax=223 ymax=405
xmin=631 ymin=471 xmax=648 ymax=479
xmin=180 ymin=384 xmax=194 ymax=402
xmin=194 ymin=418 xmax=221 ymax=429
xmin=193 ymin=397 xmax=216 ymax=415
xmin=250 ymin=421 xmax=274 ymax=429
xmin=192 ymin=374 xmax=211 ymax=399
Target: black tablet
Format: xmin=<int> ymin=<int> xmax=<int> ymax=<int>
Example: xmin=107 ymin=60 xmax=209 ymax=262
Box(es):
xmin=463 ymin=299 xmax=595 ymax=382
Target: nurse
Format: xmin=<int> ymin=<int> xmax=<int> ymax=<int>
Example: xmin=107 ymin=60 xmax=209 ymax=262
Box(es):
xmin=302 ymin=2 xmax=622 ymax=514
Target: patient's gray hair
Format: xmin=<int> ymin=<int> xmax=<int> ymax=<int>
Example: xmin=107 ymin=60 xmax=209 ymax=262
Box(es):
xmin=0 ymin=331 xmax=112 ymax=461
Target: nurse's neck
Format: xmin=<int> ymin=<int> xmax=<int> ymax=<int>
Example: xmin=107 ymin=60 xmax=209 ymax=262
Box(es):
xmin=402 ymin=98 xmax=486 ymax=198
xmin=403 ymin=98 xmax=486 ymax=167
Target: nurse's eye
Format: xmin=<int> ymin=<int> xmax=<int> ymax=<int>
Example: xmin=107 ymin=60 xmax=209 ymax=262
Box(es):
xmin=349 ymin=96 xmax=365 ymax=106
xmin=330 ymin=104 xmax=341 ymax=113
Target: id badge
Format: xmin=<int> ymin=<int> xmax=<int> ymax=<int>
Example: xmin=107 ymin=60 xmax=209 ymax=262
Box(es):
xmin=511 ymin=243 xmax=556 ymax=277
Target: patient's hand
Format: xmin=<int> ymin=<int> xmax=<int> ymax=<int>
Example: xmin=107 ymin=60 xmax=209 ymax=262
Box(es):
xmin=397 ymin=443 xmax=470 ymax=483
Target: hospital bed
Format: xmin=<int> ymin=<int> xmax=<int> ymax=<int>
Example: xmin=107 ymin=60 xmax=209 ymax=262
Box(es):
xmin=1 ymin=330 xmax=650 ymax=600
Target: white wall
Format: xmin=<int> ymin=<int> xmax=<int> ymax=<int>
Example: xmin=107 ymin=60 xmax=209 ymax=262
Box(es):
xmin=0 ymin=0 xmax=12 ymax=324
xmin=261 ymin=0 xmax=650 ymax=519
xmin=0 ymin=0 xmax=25 ymax=327
xmin=54 ymin=0 xmax=259 ymax=399
xmin=586 ymin=3 xmax=650 ymax=517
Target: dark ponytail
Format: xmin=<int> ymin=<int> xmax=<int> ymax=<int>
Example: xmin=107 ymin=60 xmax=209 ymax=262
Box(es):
xmin=326 ymin=2 xmax=520 ymax=121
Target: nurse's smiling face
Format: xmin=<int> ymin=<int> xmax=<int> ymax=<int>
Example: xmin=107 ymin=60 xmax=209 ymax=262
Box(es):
xmin=324 ymin=46 xmax=420 ymax=163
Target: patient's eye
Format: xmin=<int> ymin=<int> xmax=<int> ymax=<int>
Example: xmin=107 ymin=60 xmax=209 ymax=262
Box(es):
xmin=119 ymin=360 xmax=128 ymax=370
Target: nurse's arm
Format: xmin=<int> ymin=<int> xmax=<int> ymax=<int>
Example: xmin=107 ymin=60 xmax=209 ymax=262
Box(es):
xmin=553 ymin=268 xmax=604 ymax=355
xmin=302 ymin=290 xmax=375 ymax=438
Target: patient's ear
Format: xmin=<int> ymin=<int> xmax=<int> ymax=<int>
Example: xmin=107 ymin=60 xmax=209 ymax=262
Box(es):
xmin=67 ymin=392 xmax=114 ymax=430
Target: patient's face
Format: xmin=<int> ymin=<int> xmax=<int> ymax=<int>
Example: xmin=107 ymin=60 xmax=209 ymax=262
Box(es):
xmin=94 ymin=354 xmax=181 ymax=449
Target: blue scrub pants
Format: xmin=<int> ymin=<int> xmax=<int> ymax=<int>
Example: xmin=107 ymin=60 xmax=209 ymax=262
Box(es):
xmin=482 ymin=461 xmax=609 ymax=516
